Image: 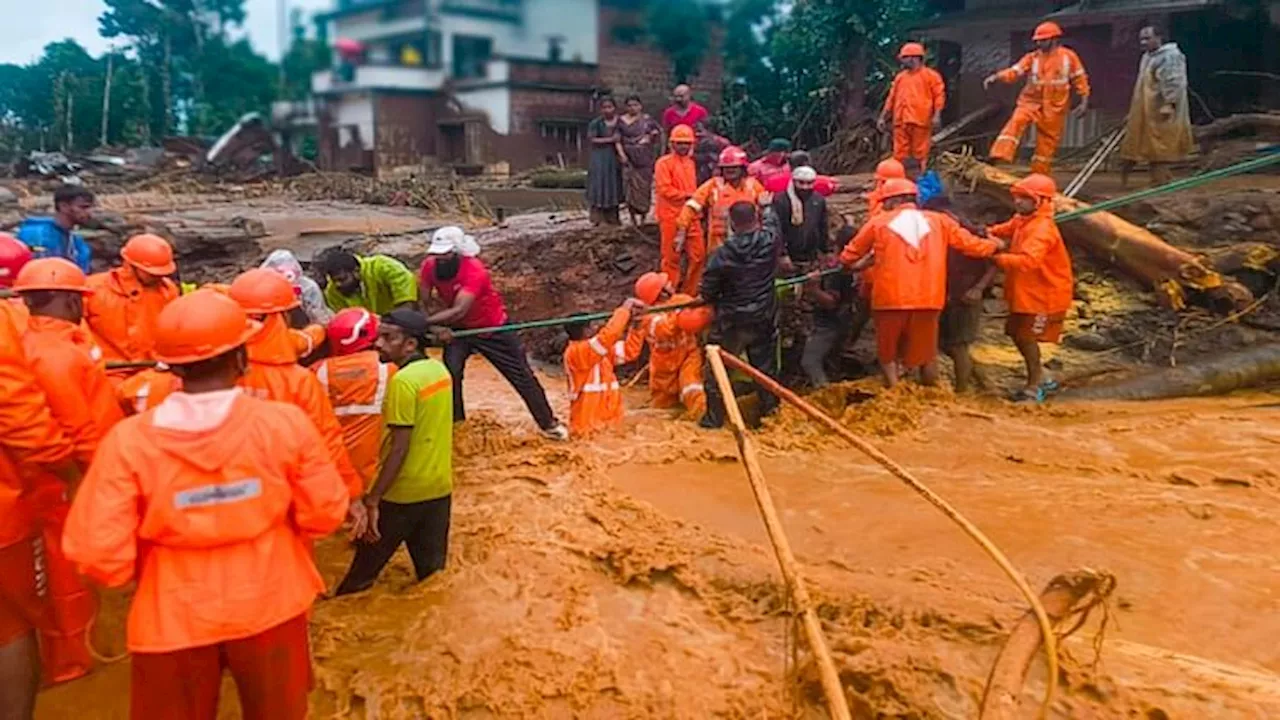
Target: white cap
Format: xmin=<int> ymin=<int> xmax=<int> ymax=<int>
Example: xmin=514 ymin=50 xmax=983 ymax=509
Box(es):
xmin=428 ymin=225 xmax=471 ymax=255
xmin=792 ymin=166 xmax=818 ymax=182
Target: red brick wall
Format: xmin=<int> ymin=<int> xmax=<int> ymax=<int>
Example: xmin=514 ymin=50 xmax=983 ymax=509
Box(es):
xmin=505 ymin=87 xmax=596 ymax=169
xmin=373 ymin=92 xmax=439 ymax=174
xmin=508 ymin=60 xmax=598 ymax=87
xmin=597 ymin=6 xmax=724 ymax=116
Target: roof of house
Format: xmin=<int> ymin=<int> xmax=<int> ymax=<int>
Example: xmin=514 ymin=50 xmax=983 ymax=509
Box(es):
xmin=916 ymin=0 xmax=1221 ymax=30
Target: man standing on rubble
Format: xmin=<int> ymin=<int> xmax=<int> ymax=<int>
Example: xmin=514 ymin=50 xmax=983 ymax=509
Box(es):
xmin=984 ymin=22 xmax=1090 ymax=174
xmin=878 ymin=43 xmax=946 ymax=167
xmin=419 ymin=226 xmax=570 ymax=441
xmin=699 ymin=202 xmax=782 ymax=429
xmin=318 ymin=247 xmax=419 ymax=315
xmin=17 ymin=185 xmax=95 ymax=273
xmin=654 ymin=125 xmax=704 ymax=294
xmin=85 ymin=233 xmax=180 ymax=378
xmin=1119 ymin=24 xmax=1195 ymax=187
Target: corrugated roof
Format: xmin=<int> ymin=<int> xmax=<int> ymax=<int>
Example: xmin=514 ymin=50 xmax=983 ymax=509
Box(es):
xmin=1047 ymin=0 xmax=1222 ymax=17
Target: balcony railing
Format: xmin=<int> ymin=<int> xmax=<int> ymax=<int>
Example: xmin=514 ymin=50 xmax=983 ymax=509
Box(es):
xmin=313 ymin=64 xmax=447 ymax=94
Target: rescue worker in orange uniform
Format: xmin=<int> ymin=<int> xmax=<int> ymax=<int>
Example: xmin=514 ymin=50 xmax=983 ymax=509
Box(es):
xmin=84 ymin=233 xmax=180 ymax=378
xmin=63 ymin=289 xmax=350 ymax=720
xmin=984 ymin=22 xmax=1090 ymax=174
xmin=987 ymin=173 xmax=1074 ymax=403
xmin=623 ymin=272 xmax=708 ymax=418
xmin=878 ymin=43 xmax=946 ymax=166
xmin=653 ymin=124 xmax=704 ymax=294
xmin=866 ymin=158 xmax=907 ymax=218
xmin=562 ymin=298 xmax=643 ymax=437
xmin=311 ymin=308 xmax=397 ymax=485
xmin=840 ymin=179 xmax=1003 ymax=388
xmin=13 ymin=259 xmax=124 ymax=687
xmin=676 ymin=146 xmax=768 ymax=258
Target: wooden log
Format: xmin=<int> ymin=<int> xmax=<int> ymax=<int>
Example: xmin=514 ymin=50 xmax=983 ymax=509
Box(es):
xmin=932 ymin=102 xmax=1003 ymax=146
xmin=704 ymin=346 xmax=853 ymax=720
xmin=938 ymin=153 xmax=1253 ymax=311
xmin=1193 ymin=112 xmax=1280 ymax=142
xmin=1061 ymin=342 xmax=1280 ymax=401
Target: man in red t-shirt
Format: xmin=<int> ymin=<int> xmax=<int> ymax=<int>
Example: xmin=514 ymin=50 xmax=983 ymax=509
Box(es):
xmin=419 ymin=227 xmax=568 ymax=441
xmin=661 ymin=84 xmax=710 ymax=132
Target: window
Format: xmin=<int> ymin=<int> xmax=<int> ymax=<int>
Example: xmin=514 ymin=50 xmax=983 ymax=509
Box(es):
xmin=539 ymin=121 xmax=582 ymax=150
xmin=452 ymin=35 xmax=493 ymax=79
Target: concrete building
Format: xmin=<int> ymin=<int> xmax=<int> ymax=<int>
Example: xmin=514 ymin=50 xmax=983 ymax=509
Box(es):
xmin=306 ymin=0 xmax=723 ymax=176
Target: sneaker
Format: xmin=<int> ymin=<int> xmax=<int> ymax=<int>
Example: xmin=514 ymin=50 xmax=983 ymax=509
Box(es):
xmin=1038 ymin=378 xmax=1061 ymax=395
xmin=540 ymin=423 xmax=570 ymax=442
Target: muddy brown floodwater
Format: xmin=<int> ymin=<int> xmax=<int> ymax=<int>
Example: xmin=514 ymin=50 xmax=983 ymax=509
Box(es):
xmin=37 ymin=358 xmax=1280 ymax=719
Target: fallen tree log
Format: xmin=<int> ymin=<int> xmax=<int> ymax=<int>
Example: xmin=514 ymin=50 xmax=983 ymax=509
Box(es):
xmin=939 ymin=153 xmax=1253 ymax=311
xmin=1194 ymin=112 xmax=1280 ymax=143
xmin=1061 ymin=343 xmax=1280 ymax=401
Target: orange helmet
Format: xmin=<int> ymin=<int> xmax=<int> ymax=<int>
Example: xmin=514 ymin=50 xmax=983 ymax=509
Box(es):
xmin=633 ymin=272 xmax=670 ymax=305
xmin=327 ymin=307 xmax=379 ymax=355
xmin=898 ymin=42 xmax=925 ymax=59
xmin=13 ymin=258 xmax=92 ymax=294
xmin=718 ymin=146 xmax=749 ymax=167
xmin=875 ymin=158 xmax=906 ymax=182
xmin=153 ymin=289 xmax=261 ymax=365
xmin=1011 ymin=173 xmax=1057 ymax=201
xmin=676 ymin=305 xmax=714 ymax=334
xmin=1032 ymin=21 xmax=1063 ymax=41
xmin=229 ymin=267 xmax=301 ymax=314
xmin=880 ymin=178 xmax=919 ymax=200
xmin=670 ymin=124 xmax=696 ymax=144
xmin=121 ymin=233 xmax=177 ymax=275
xmin=0 ymin=233 xmax=32 ymax=289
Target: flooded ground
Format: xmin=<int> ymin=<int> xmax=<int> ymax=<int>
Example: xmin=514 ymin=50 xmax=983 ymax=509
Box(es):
xmin=37 ymin=356 xmax=1280 ymax=719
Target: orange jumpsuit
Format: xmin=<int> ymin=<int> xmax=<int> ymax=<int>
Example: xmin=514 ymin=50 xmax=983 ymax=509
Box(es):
xmin=312 ymin=350 xmax=396 ymax=485
xmin=292 ymin=324 xmax=327 ymax=359
xmin=989 ymin=46 xmax=1090 ymax=174
xmin=677 ymin=176 xmax=768 ymax=257
xmin=884 ymin=66 xmax=946 ymax=163
xmin=63 ymin=392 xmax=348 ymax=717
xmin=654 ymin=151 xmax=705 ymax=294
xmin=564 ymin=308 xmax=630 ymax=437
xmin=989 ymin=204 xmax=1074 ymax=342
xmin=22 ymin=315 xmax=124 ymax=683
xmin=85 ymin=267 xmax=179 ymax=378
xmin=623 ymin=294 xmax=706 ymax=416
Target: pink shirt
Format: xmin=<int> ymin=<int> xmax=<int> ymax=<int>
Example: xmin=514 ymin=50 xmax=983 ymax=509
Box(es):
xmin=748 ymin=157 xmax=791 ymax=186
xmin=661 ymin=102 xmax=709 ymax=131
xmin=419 ymin=257 xmax=508 ymax=330
xmin=763 ymin=171 xmax=839 ymax=197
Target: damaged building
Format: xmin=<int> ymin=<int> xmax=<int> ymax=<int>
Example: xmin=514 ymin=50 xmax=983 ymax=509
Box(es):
xmin=288 ymin=0 xmax=723 ymax=177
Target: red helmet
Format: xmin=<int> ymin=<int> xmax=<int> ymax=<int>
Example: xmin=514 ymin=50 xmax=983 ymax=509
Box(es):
xmin=327 ymin=308 xmax=379 ymax=355
xmin=0 ymin=233 xmax=32 ymax=289
xmin=875 ymin=158 xmax=906 ymax=182
xmin=1032 ymin=22 xmax=1063 ymax=41
xmin=898 ymin=42 xmax=925 ymax=59
xmin=718 ymin=146 xmax=748 ymax=167
xmin=880 ymin=178 xmax=919 ymax=200
xmin=1011 ymin=173 xmax=1057 ymax=201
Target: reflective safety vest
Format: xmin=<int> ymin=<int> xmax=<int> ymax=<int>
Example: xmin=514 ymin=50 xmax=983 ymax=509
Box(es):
xmin=313 ymin=350 xmax=396 ymax=485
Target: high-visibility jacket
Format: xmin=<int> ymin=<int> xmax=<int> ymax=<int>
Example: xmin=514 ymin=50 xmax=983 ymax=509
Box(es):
xmin=292 ymin=324 xmax=326 ymax=358
xmin=84 ymin=267 xmax=179 ymax=371
xmin=62 ymin=392 xmax=349 ymax=653
xmin=654 ymin=152 xmax=699 ymax=222
xmin=997 ymin=47 xmax=1090 ymax=117
xmin=312 ymin=350 xmax=396 ymax=485
xmin=989 ymin=204 xmax=1074 ymax=315
xmin=623 ymin=294 xmax=705 ymax=411
xmin=564 ymin=308 xmax=630 ymax=437
xmin=22 ymin=316 xmax=124 ymax=466
xmin=677 ymin=176 xmax=769 ymax=252
xmin=0 ymin=302 xmax=74 ymax=549
xmin=840 ymin=204 xmax=998 ymax=311
xmin=885 ymin=66 xmax=946 ymax=126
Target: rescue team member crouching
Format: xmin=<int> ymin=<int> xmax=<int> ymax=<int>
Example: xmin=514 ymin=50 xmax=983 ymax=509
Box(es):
xmin=15 ymin=259 xmax=124 ymax=685
xmin=63 ymin=290 xmax=350 ymax=720
xmin=563 ymin=298 xmax=644 ymax=437
xmin=335 ymin=310 xmax=454 ymax=595
xmin=839 ymin=179 xmax=1003 ymax=388
xmin=84 ymin=233 xmax=180 ymax=378
xmin=312 ymin=309 xmax=398 ymax=485
xmin=420 ymin=226 xmax=569 ymax=441
xmin=623 ymin=272 xmax=708 ymax=418
xmin=317 ymin=248 xmax=419 ymax=315
xmin=699 ymin=202 xmax=782 ymax=429
xmin=988 ymin=173 xmax=1075 ymax=403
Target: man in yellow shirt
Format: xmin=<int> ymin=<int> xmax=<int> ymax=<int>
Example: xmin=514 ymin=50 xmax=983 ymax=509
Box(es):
xmin=317 ymin=248 xmax=419 ymax=314
xmin=334 ymin=309 xmax=453 ymax=595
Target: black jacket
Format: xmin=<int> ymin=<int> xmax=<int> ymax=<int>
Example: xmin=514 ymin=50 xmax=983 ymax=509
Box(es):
xmin=700 ymin=229 xmax=780 ymax=320
xmin=766 ymin=191 xmax=830 ymax=262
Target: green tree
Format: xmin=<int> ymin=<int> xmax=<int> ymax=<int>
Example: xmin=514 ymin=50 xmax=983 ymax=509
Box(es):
xmin=646 ymin=0 xmax=712 ymax=82
xmin=281 ymin=8 xmax=331 ymax=101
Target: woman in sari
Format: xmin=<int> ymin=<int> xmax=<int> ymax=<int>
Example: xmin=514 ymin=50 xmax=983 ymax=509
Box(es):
xmin=617 ymin=95 xmax=663 ymax=226
xmin=586 ymin=96 xmax=625 ymax=225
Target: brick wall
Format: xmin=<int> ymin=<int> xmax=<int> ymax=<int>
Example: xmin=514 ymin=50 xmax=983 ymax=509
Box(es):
xmin=504 ymin=87 xmax=596 ymax=169
xmin=373 ymin=92 xmax=439 ymax=176
xmin=597 ymin=6 xmax=724 ymax=115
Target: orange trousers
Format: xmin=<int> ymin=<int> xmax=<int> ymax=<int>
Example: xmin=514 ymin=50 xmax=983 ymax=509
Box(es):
xmin=892 ymin=123 xmax=931 ymax=165
xmin=650 ymin=348 xmax=706 ymax=417
xmin=989 ymin=104 xmax=1065 ymax=174
xmin=31 ymin=479 xmax=95 ymax=685
xmin=659 ymin=217 xmax=706 ymax=296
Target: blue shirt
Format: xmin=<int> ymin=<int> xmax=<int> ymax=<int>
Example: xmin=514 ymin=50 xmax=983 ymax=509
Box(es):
xmin=17 ymin=217 xmax=91 ymax=272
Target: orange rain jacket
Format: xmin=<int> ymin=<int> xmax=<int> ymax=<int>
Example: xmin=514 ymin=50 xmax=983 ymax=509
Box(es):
xmin=885 ymin=66 xmax=946 ymax=127
xmin=654 ymin=152 xmax=699 ymax=223
xmin=840 ymin=204 xmax=999 ymax=311
xmin=564 ymin=307 xmax=630 ymax=437
xmin=677 ymin=176 xmax=768 ymax=253
xmin=312 ymin=350 xmax=396 ymax=485
xmin=622 ymin=294 xmax=706 ymax=414
xmin=85 ymin=267 xmax=179 ymax=372
xmin=62 ymin=393 xmax=349 ymax=653
xmin=22 ymin=316 xmax=125 ymax=465
xmin=0 ymin=302 xmax=74 ymax=549
xmin=292 ymin=324 xmax=326 ymax=358
xmin=997 ymin=46 xmax=1090 ymax=119
xmin=988 ymin=204 xmax=1074 ymax=315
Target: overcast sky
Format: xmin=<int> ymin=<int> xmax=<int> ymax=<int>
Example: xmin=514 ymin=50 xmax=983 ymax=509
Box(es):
xmin=2 ymin=0 xmax=332 ymax=65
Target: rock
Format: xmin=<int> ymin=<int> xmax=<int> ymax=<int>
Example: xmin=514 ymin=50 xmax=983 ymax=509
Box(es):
xmin=1250 ymin=213 xmax=1273 ymax=231
xmin=1066 ymin=331 xmax=1116 ymax=352
xmin=0 ymin=186 xmax=16 ymax=208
